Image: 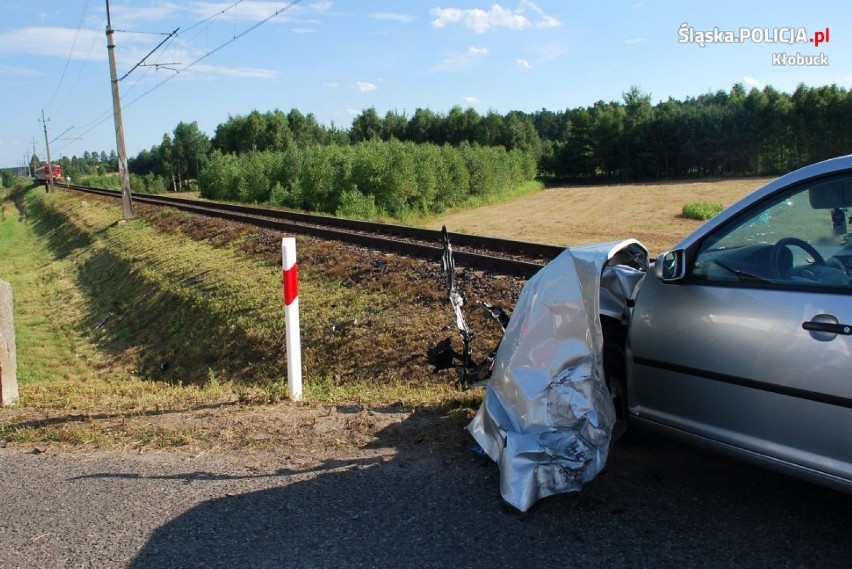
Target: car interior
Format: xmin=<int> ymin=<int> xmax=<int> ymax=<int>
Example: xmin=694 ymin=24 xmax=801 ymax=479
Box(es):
xmin=691 ymin=175 xmax=852 ymax=288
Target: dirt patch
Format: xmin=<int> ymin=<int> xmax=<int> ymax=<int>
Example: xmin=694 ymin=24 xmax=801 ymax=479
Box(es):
xmin=1 ymin=399 xmax=475 ymax=465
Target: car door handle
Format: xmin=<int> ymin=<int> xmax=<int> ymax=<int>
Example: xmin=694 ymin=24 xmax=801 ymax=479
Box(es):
xmin=802 ymin=314 xmax=852 ymax=339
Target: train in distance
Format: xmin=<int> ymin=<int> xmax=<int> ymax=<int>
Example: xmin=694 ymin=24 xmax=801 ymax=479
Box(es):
xmin=34 ymin=162 xmax=63 ymax=182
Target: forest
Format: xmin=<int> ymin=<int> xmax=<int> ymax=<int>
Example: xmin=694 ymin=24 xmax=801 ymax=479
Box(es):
xmin=24 ymin=82 xmax=852 ymax=218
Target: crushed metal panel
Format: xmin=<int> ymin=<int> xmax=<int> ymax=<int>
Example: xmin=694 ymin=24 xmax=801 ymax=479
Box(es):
xmin=468 ymin=239 xmax=648 ymax=512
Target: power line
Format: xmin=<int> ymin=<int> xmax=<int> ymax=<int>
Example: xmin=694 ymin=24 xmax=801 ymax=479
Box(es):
xmin=119 ymin=27 xmax=180 ymax=81
xmin=182 ymin=0 xmax=303 ymax=70
xmin=182 ymin=0 xmax=246 ymax=36
xmin=53 ymin=12 xmax=107 ymax=116
xmin=45 ymin=0 xmax=93 ymax=112
xmin=121 ymin=0 xmax=303 ymax=110
xmin=52 ymin=0 xmax=303 ymax=157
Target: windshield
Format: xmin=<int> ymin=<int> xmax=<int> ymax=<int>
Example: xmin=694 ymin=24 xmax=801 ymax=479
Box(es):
xmin=692 ymin=175 xmax=852 ymax=288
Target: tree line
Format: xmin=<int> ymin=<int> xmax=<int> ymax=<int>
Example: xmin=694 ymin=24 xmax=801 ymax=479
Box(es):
xmin=536 ymin=83 xmax=852 ymax=181
xmin=44 ymin=82 xmax=852 ymax=202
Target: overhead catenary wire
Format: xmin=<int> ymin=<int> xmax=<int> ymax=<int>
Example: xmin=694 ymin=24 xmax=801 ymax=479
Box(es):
xmin=45 ymin=0 xmax=93 ymax=113
xmin=181 ymin=0 xmax=246 ymax=37
xmin=52 ymin=12 xmax=106 ymax=119
xmin=119 ymin=28 xmax=180 ymax=82
xmin=122 ymin=0 xmax=304 ymax=110
xmin=53 ymin=0 xmax=302 ymax=156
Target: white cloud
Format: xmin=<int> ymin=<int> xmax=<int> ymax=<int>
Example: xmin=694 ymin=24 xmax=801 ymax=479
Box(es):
xmin=291 ymin=28 xmax=316 ymax=34
xmin=186 ymin=1 xmax=313 ymax=23
xmin=311 ymin=1 xmax=333 ymax=12
xmin=623 ymin=38 xmax=646 ymax=45
xmin=517 ymin=58 xmax=532 ymax=69
xmin=428 ymin=44 xmax=489 ymax=72
xmin=110 ymin=2 xmax=183 ymax=24
xmin=0 ymin=65 xmax=40 ymax=77
xmin=526 ymin=42 xmax=568 ymax=64
xmin=369 ymin=12 xmax=415 ymax=23
xmin=355 ymin=81 xmax=377 ymax=92
xmin=0 ymin=27 xmax=105 ymax=60
xmin=462 ymin=95 xmax=481 ymax=105
xmin=743 ymin=75 xmax=765 ymax=90
xmin=431 ymin=1 xmax=560 ymax=34
xmin=188 ymin=63 xmax=278 ymax=79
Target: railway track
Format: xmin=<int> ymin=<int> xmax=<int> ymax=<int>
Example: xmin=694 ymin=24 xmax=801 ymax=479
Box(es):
xmin=57 ymin=183 xmax=565 ymax=278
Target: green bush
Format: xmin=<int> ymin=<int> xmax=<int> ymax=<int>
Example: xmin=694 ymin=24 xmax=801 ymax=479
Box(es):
xmin=682 ymin=201 xmax=725 ymax=220
xmin=199 ymin=150 xmax=240 ymax=200
xmin=199 ymin=140 xmax=538 ymax=220
xmin=271 ymin=148 xmax=304 ymax=208
xmin=79 ymin=174 xmax=121 ymax=190
xmin=129 ymin=174 xmax=146 ymax=193
xmin=336 ymin=189 xmax=380 ymax=219
xmin=144 ymin=173 xmax=168 ymax=194
xmin=299 ymin=145 xmax=340 ymax=212
xmin=411 ymin=144 xmax=441 ymax=213
xmin=238 ymin=152 xmax=277 ymax=203
xmin=1 ymin=169 xmax=16 ymax=188
xmin=435 ymin=144 xmax=470 ymax=209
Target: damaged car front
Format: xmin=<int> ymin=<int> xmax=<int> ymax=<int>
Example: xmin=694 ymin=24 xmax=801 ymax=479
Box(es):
xmin=431 ymin=233 xmax=649 ymax=512
xmin=467 ymin=240 xmax=648 ymax=512
xmin=433 ymin=154 xmax=852 ymax=512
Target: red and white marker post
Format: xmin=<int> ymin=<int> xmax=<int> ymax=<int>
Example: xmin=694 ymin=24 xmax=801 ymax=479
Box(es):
xmin=281 ymin=237 xmax=303 ymax=401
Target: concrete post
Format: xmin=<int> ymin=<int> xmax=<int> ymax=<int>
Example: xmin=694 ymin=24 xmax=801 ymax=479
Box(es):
xmin=0 ymin=280 xmax=19 ymax=406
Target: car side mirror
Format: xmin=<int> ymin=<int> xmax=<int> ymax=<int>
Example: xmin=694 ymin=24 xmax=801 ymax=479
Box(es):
xmin=655 ymin=250 xmax=687 ymax=282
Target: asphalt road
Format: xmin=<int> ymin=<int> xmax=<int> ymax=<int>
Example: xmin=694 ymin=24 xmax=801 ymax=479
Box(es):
xmin=1 ymin=423 xmax=850 ymax=568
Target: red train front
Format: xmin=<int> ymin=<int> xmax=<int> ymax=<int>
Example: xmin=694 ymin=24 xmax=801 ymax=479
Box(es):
xmin=34 ymin=162 xmax=63 ymax=182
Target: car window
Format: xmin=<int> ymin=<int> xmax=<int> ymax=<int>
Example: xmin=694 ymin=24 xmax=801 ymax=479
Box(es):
xmin=692 ymin=174 xmax=852 ymax=289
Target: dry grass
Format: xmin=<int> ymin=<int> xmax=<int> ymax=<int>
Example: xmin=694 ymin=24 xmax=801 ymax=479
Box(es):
xmin=424 ymin=177 xmax=776 ymax=255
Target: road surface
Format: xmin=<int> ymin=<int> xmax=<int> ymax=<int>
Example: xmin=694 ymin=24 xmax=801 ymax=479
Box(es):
xmin=1 ymin=418 xmax=850 ymax=568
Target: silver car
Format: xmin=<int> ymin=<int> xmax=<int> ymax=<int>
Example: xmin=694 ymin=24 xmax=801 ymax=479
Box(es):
xmin=628 ymin=154 xmax=852 ymax=495
xmin=452 ymin=155 xmax=852 ymax=511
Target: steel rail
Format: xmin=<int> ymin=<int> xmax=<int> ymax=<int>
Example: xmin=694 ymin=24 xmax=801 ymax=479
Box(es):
xmin=57 ymin=183 xmax=562 ymax=277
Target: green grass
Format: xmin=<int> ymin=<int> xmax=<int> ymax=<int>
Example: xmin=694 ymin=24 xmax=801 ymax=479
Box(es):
xmin=682 ymin=201 xmax=725 ymax=221
xmin=0 ymin=187 xmax=101 ymax=384
xmin=405 ymin=180 xmax=544 ymax=225
xmin=0 ymin=184 xmax=484 ymax=448
xmin=1 ymin=185 xmax=468 ymax=402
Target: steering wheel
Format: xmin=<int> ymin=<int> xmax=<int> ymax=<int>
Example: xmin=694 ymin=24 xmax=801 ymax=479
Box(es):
xmin=769 ymin=237 xmax=826 ymax=279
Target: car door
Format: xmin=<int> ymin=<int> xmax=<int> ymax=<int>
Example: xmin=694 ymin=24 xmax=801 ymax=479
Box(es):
xmin=628 ymin=172 xmax=852 ymax=487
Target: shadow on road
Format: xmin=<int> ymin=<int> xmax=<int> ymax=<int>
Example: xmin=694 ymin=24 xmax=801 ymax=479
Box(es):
xmin=125 ymin=410 xmax=852 ymax=568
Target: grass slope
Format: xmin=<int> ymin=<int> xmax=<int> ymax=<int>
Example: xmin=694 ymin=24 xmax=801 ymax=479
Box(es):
xmin=1 ymin=186 xmax=99 ymax=385
xmin=0 ymin=185 xmax=476 ymax=448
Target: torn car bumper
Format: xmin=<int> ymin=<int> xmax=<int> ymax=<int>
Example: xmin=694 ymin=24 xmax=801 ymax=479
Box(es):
xmin=468 ymin=239 xmax=648 ymax=511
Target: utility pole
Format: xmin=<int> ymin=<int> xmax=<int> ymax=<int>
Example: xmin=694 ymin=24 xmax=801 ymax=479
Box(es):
xmin=40 ymin=110 xmax=54 ymax=192
xmin=106 ymin=0 xmax=134 ymax=219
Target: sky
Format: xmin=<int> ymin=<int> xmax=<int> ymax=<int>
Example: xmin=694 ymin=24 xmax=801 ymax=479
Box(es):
xmin=1 ymin=0 xmax=850 ymax=169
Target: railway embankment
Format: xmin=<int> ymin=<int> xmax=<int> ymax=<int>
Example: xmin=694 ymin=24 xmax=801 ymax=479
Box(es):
xmin=0 ymin=184 xmax=513 ymax=451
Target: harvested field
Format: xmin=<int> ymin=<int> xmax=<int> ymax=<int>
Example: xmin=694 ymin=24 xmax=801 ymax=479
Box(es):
xmin=426 ymin=177 xmax=776 ymax=255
